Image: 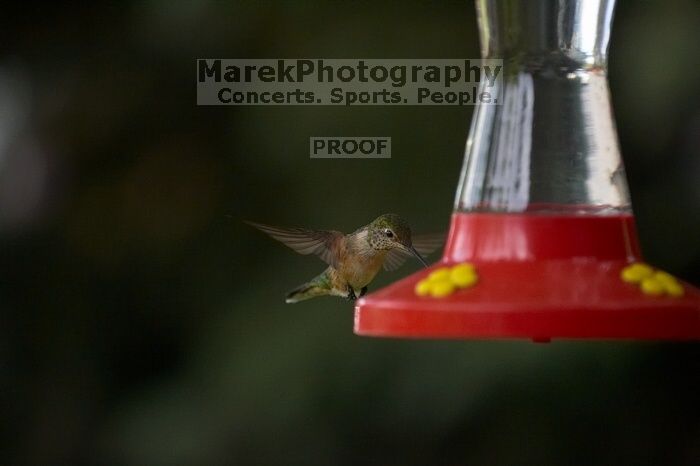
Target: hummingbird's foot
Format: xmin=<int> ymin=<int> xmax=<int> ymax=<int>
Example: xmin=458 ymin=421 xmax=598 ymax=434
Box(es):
xmin=346 ymin=286 xmax=357 ymax=301
xmin=359 ymin=286 xmax=368 ymax=298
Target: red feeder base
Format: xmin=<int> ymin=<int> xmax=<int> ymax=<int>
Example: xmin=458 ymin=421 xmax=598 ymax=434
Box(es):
xmin=354 ymin=213 xmax=700 ymax=341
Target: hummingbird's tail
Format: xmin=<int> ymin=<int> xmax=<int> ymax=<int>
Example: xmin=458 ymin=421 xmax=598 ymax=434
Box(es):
xmin=285 ymin=270 xmax=333 ymax=303
xmin=285 ymin=283 xmax=327 ymax=303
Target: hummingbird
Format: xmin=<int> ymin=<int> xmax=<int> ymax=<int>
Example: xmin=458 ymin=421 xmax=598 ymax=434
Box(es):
xmin=246 ymin=214 xmax=443 ymax=303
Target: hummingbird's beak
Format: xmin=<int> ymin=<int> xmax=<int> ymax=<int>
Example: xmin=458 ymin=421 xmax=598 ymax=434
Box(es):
xmin=407 ymin=244 xmax=428 ymax=267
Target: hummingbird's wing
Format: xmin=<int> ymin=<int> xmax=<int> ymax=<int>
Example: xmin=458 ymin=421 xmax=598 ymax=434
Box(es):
xmin=383 ymin=233 xmax=445 ymax=271
xmin=246 ymin=221 xmax=344 ymax=269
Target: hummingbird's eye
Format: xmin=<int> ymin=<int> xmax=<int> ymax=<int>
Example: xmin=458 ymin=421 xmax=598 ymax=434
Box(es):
xmin=384 ymin=229 xmax=394 ymax=238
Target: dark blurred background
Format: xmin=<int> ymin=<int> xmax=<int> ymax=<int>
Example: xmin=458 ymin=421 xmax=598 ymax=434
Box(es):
xmin=0 ymin=1 xmax=698 ymax=465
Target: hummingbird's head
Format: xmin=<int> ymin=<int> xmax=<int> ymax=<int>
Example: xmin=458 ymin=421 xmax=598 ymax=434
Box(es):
xmin=368 ymin=214 xmax=428 ymax=266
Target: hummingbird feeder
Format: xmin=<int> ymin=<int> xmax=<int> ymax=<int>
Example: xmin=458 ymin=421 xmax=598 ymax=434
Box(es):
xmin=354 ymin=0 xmax=700 ymax=341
